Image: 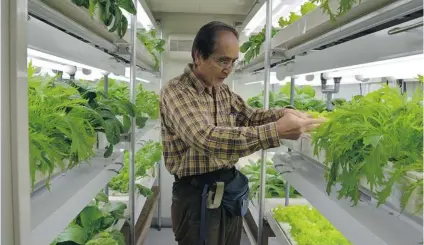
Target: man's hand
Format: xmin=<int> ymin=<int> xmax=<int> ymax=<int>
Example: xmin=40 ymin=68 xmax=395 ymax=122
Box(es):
xmin=276 ymin=109 xmax=325 ymax=140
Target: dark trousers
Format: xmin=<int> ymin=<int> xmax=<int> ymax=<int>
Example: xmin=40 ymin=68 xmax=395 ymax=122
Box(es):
xmin=171 ymin=179 xmax=242 ymax=245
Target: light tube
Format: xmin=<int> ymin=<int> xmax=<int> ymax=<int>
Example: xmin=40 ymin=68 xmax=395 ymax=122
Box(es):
xmin=109 ymin=74 xmax=151 ymax=83
xmin=27 ymin=48 xmax=106 ymax=74
xmin=298 ymin=54 xmax=424 ymax=81
xmin=245 ymin=81 xmax=264 ymax=85
xmin=29 ymin=58 xmax=66 ymax=72
xmin=243 ymin=0 xmax=310 ymax=36
xmin=137 ymin=2 xmax=153 ymax=31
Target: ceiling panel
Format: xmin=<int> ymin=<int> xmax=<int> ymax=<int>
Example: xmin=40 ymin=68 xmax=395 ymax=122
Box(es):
xmin=146 ymin=0 xmax=255 ymax=15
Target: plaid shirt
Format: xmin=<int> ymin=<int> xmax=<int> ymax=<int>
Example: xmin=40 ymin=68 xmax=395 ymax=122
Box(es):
xmin=160 ymin=64 xmax=283 ymax=177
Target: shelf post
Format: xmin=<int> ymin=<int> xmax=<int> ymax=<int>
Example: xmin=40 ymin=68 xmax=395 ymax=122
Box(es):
xmin=156 ymin=26 xmax=164 ymax=231
xmin=285 ymin=76 xmax=296 ymax=207
xmin=129 ymin=1 xmax=138 ymax=244
xmin=104 ymin=74 xmax=109 ymax=196
xmin=1 ymin=0 xmax=31 ymax=244
xmin=258 ymin=0 xmax=272 ymax=243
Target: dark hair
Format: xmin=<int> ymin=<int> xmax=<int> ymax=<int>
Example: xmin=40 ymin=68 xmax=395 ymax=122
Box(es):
xmin=191 ymin=21 xmax=239 ymax=62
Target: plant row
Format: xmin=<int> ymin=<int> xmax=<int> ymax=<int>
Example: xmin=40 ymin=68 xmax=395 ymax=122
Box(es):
xmin=247 ymin=83 xmax=338 ymax=112
xmin=240 ymin=0 xmax=361 ymax=64
xmin=51 ymin=192 xmax=127 ymax=245
xmin=28 ymin=62 xmax=160 ymax=189
xmin=71 ymin=0 xmax=165 ymax=70
xmin=273 ymin=205 xmax=351 ymax=245
xmin=240 ymin=159 xmax=300 ymax=200
xmin=312 ymin=85 xmax=423 ymax=212
xmin=246 ymin=79 xmax=423 ymax=212
xmin=109 ymin=140 xmax=163 ymax=197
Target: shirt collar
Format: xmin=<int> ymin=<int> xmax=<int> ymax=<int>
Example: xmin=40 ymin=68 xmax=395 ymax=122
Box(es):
xmin=184 ymin=64 xmax=222 ymax=94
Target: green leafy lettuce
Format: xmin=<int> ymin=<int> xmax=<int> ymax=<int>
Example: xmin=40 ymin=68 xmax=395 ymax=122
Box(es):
xmin=312 ymin=85 xmax=423 ymax=210
xmin=109 ymin=141 xmax=163 ymax=195
xmin=273 ymin=205 xmax=351 ymax=245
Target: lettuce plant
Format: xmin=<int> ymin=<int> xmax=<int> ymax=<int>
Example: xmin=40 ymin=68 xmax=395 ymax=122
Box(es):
xmin=312 ymin=85 xmax=423 ymax=210
xmin=273 ymin=205 xmax=351 ymax=245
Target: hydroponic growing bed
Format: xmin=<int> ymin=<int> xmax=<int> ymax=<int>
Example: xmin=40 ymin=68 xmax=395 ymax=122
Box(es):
xmin=266 ymin=205 xmax=351 ymax=245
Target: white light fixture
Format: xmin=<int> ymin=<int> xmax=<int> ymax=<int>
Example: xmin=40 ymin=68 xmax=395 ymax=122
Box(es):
xmin=244 ymin=72 xmax=288 ymax=85
xmin=29 ymin=58 xmax=66 ymax=72
xmin=64 ymin=65 xmax=77 ymax=76
xmin=244 ymin=3 xmax=266 ymax=36
xmin=271 ymin=0 xmax=310 ymax=27
xmin=123 ymin=2 xmax=155 ymax=31
xmin=242 ymin=0 xmax=309 ymax=36
xmin=245 ymin=81 xmax=264 ymax=85
xmin=294 ymin=54 xmax=424 ymax=83
xmin=27 ymin=48 xmax=106 ymax=74
xmin=74 ymin=70 xmax=103 ymax=81
xmin=109 ymin=74 xmax=150 ymax=83
xmin=137 ymin=2 xmax=154 ymax=30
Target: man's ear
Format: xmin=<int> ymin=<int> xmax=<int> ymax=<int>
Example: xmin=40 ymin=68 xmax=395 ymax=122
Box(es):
xmin=194 ymin=50 xmax=202 ymax=66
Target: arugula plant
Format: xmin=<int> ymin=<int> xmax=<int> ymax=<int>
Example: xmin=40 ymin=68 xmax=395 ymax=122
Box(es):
xmin=240 ymin=0 xmax=361 ymax=65
xmin=312 ymin=0 xmax=360 ymax=20
xmin=312 ymin=85 xmax=423 ymax=210
xmin=240 ymin=159 xmax=300 ymax=200
xmin=97 ymin=78 xmax=158 ymax=126
xmin=67 ymin=80 xmax=136 ymax=158
xmin=51 ymin=195 xmax=127 ymax=245
xmin=109 ymin=141 xmax=163 ymax=196
xmin=247 ymin=84 xmax=326 ymax=112
xmin=96 ymin=77 xmax=130 ymax=100
xmin=239 ymin=27 xmax=280 ymax=65
xmin=240 ymin=1 xmax=318 ymax=65
xmin=137 ymin=29 xmax=166 ymax=71
xmin=28 ymin=63 xmax=97 ymax=188
xmin=71 ymin=0 xmax=136 ymax=38
xmin=273 ymin=205 xmax=351 ymax=245
xmin=135 ymin=83 xmax=160 ymax=121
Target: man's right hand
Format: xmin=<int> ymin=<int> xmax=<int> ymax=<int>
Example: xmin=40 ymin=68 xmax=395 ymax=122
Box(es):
xmin=276 ymin=109 xmax=325 ymax=140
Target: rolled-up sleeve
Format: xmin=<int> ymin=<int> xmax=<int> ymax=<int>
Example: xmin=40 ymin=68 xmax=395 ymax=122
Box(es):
xmin=161 ymin=86 xmax=280 ymax=161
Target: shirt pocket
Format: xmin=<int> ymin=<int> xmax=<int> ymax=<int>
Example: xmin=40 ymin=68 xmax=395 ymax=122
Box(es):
xmin=217 ymin=111 xmax=237 ymax=127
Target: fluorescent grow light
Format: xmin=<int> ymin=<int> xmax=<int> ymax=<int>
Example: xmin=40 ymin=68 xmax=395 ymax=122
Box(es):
xmin=288 ymin=54 xmax=424 ymax=84
xmin=244 ymin=72 xmax=285 ymax=85
xmin=29 ymin=58 xmax=68 ymax=73
xmin=109 ymin=74 xmax=150 ymax=83
xmin=242 ymin=0 xmax=308 ymax=36
xmin=245 ymin=54 xmax=424 ymax=86
xmin=28 ymin=49 xmax=150 ymax=83
xmin=137 ymin=2 xmax=154 ymax=30
xmin=28 ymin=49 xmax=106 ymax=74
xmin=123 ymin=1 xmax=155 ymax=31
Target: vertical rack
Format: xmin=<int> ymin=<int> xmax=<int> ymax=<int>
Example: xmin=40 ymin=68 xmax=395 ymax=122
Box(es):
xmin=284 ymin=76 xmax=296 ymax=207
xmin=156 ymin=24 xmax=164 ymax=231
xmin=257 ymin=0 xmax=272 ymax=244
xmin=128 ymin=0 xmax=138 ymax=244
xmin=1 ymin=0 xmax=32 ymax=244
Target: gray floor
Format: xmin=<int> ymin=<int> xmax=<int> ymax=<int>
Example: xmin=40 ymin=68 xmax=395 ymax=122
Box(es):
xmin=144 ymin=228 xmax=253 ymax=245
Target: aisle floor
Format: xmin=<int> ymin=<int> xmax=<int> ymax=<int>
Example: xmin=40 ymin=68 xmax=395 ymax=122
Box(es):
xmin=144 ymin=227 xmax=279 ymax=245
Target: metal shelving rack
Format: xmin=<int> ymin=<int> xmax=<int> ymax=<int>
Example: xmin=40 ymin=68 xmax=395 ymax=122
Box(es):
xmin=236 ymin=0 xmax=424 ymax=244
xmin=1 ymin=0 xmax=163 ymax=244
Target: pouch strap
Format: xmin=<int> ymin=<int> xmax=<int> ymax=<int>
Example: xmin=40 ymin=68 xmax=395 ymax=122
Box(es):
xmin=207 ymin=182 xmax=224 ymax=209
xmin=199 ymin=184 xmax=209 ymax=245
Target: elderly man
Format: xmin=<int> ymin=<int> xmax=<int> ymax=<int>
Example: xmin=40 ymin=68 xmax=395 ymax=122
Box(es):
xmin=160 ymin=21 xmax=323 ymax=245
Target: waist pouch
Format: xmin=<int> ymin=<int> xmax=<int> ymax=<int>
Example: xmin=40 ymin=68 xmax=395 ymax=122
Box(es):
xmin=221 ymin=170 xmax=250 ymax=217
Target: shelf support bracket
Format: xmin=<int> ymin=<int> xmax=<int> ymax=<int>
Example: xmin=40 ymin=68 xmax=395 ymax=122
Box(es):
xmin=321 ymin=74 xmax=341 ymax=111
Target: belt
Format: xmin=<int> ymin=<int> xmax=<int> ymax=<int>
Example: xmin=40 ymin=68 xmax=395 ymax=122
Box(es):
xmin=174 ymin=167 xmax=236 ymax=188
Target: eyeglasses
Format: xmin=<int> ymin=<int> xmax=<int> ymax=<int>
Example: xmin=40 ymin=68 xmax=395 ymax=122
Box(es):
xmin=210 ymin=56 xmax=239 ymax=69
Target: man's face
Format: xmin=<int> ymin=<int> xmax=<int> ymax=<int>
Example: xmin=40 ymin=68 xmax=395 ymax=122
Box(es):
xmin=194 ymin=31 xmax=239 ymax=87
